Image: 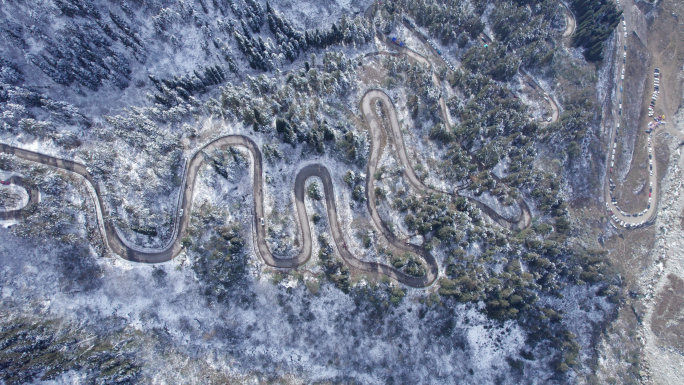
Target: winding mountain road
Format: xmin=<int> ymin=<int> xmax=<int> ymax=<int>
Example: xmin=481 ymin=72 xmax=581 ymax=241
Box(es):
xmin=0 ymin=114 xmax=440 ymax=286
xmin=362 ymin=88 xmax=531 ymax=230
xmin=1 ymin=5 xmax=575 ymax=286
xmin=373 ymin=33 xmax=532 ymax=229
xmin=603 ymin=2 xmax=684 ymax=229
xmin=0 ymin=82 xmax=533 ymax=286
xmin=560 ymin=1 xmax=577 ymax=39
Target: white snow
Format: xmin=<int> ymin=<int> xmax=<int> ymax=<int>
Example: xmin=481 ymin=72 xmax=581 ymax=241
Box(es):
xmin=0 ymin=184 xmax=29 ymax=211
xmin=461 ymin=189 xmax=522 ymax=221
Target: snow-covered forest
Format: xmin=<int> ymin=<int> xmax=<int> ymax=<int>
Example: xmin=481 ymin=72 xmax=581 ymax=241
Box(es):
xmin=0 ymin=0 xmax=624 ymax=383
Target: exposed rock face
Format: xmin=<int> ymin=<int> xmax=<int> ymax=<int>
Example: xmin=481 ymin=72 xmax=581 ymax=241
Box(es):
xmin=640 ymin=120 xmax=684 ymax=384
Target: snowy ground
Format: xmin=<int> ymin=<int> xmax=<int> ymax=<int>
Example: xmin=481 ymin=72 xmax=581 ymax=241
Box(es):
xmin=513 ymin=74 xmax=553 ymax=122
xmin=261 ymin=142 xmax=304 ymax=259
xmin=0 ymin=220 xmax=550 ymax=384
xmin=461 ymin=189 xmax=522 ymax=222
xmin=192 ymin=145 xmax=255 ymax=240
xmin=276 ymin=0 xmax=371 ymax=30
xmin=0 ymin=0 xmax=620 ymax=382
xmin=358 ymin=47 xmax=455 ymax=192
xmin=389 ymin=84 xmax=454 ymax=191
xmin=636 ymin=130 xmax=684 ymax=384
xmin=0 ymin=184 xmax=28 ymax=211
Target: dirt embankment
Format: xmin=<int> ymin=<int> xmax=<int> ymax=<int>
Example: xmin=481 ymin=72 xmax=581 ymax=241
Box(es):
xmin=651 ymin=274 xmax=684 ymax=352
xmin=596 ymin=0 xmax=684 ymax=384
xmin=630 ymin=0 xmax=684 ymax=382
xmin=614 ymin=24 xmax=650 ymax=212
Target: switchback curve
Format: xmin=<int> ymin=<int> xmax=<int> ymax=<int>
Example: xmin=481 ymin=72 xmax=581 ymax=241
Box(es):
xmin=560 ymin=1 xmax=577 ymax=39
xmin=602 ymin=7 xmax=684 ymax=229
xmin=361 ymin=89 xmax=531 ymax=230
xmin=1 ymin=131 xmax=439 ymax=286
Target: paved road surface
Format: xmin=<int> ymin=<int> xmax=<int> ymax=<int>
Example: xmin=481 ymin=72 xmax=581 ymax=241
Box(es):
xmin=2 ymin=6 xmax=577 ymax=284
xmin=0 ymin=80 xmax=536 ymax=285
xmin=361 ymin=88 xmax=531 ymax=230
xmin=373 ymin=36 xmax=532 ymax=230
xmin=602 ymin=1 xmax=684 ymax=228
xmin=0 ymin=132 xmax=441 ymax=286
xmin=560 ymin=1 xmax=577 ymax=38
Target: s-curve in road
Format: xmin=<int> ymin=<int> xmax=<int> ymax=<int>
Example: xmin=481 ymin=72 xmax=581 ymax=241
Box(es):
xmin=360 ymin=89 xmax=531 ymax=231
xmin=602 ymin=5 xmax=684 ymax=229
xmin=1 ymin=129 xmax=440 ymax=287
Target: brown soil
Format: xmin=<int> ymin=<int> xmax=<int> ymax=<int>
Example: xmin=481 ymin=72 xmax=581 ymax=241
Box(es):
xmin=598 ymin=0 xmax=684 ymax=382
xmin=604 ymin=0 xmax=684 ymax=298
xmin=639 ymin=0 xmax=684 ymax=131
xmin=358 ymin=56 xmax=389 ymax=87
xmin=593 ymin=218 xmax=656 ymax=384
xmin=614 ymin=0 xmax=684 ymax=213
xmin=651 ymin=274 xmax=684 ymax=352
xmin=614 ymin=31 xmax=649 ymax=213
xmin=604 ymin=225 xmax=656 ymax=293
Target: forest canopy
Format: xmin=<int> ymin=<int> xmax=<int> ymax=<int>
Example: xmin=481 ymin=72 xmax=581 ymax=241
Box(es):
xmin=570 ymin=0 xmax=622 ymax=61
